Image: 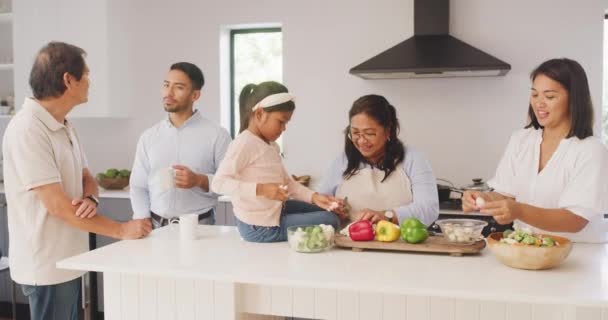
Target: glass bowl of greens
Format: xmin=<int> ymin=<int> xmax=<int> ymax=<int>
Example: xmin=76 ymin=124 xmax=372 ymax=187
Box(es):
xmin=287 ymin=225 xmax=335 ymax=253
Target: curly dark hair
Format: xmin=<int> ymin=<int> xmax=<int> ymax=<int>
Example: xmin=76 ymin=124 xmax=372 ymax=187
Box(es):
xmin=343 ymin=94 xmax=405 ymax=182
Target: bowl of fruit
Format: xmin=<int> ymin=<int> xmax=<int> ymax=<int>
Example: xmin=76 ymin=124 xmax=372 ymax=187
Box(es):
xmin=287 ymin=224 xmax=335 ymax=253
xmin=487 ymin=230 xmax=572 ymax=270
xmin=96 ymin=168 xmax=131 ymax=190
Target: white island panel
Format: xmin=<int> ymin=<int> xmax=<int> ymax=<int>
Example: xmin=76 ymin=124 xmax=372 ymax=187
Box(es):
xmin=57 ymin=226 xmax=608 ymax=320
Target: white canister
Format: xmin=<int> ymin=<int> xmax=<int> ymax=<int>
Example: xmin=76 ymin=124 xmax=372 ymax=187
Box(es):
xmin=179 ymin=214 xmax=198 ymax=241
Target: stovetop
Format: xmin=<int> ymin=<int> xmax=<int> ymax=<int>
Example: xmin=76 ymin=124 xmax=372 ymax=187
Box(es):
xmin=439 ymin=199 xmax=462 ymax=211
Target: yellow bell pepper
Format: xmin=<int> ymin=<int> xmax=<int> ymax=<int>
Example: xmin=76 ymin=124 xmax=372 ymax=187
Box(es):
xmin=375 ymin=220 xmax=401 ymax=242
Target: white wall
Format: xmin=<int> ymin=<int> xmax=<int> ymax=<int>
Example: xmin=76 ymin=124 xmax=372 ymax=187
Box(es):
xmin=3 ymin=0 xmax=605 ymax=188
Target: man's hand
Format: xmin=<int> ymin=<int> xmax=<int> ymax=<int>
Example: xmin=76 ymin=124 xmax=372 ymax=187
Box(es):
xmin=173 ymin=165 xmax=204 ymax=189
xmin=72 ymin=198 xmax=97 ymax=218
xmin=119 ymin=219 xmax=153 ymax=240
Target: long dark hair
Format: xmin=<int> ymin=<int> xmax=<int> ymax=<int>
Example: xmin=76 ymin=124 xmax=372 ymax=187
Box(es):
xmin=526 ymin=58 xmax=594 ymax=139
xmin=343 ymin=94 xmax=405 ymax=182
xmin=238 ymin=81 xmax=295 ymax=133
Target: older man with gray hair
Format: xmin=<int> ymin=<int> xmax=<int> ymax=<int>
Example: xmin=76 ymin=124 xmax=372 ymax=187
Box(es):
xmin=2 ymin=41 xmax=152 ymax=320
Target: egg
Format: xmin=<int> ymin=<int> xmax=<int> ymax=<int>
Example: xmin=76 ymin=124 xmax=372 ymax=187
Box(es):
xmin=475 ymin=197 xmax=486 ymax=208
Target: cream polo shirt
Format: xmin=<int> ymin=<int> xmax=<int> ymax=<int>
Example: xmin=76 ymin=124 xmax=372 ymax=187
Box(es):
xmin=488 ymin=128 xmax=608 ymax=243
xmin=2 ymin=98 xmax=88 ymax=285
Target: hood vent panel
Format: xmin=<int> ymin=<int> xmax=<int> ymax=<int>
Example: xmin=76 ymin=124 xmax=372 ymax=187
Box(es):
xmin=350 ymin=0 xmax=510 ymax=79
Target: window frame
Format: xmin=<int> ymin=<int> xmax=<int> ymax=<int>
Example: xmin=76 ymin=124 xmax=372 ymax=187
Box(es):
xmin=229 ymin=27 xmax=282 ymax=137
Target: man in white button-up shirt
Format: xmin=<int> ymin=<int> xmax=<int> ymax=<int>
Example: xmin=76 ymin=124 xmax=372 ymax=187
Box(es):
xmin=130 ymin=62 xmax=231 ymax=227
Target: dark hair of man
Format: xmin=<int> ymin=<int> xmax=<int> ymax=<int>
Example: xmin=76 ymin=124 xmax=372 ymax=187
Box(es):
xmin=170 ymin=62 xmax=205 ymax=90
xmin=526 ymin=58 xmax=594 ymax=139
xmin=29 ymin=41 xmax=87 ymax=100
xmin=238 ymin=81 xmax=295 ymax=133
xmin=343 ymin=94 xmax=405 ymax=182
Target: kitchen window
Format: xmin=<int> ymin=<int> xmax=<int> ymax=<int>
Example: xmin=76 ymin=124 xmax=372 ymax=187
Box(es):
xmin=230 ymin=28 xmax=283 ymax=139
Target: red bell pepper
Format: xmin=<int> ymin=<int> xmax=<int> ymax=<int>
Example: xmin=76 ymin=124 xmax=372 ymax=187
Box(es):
xmin=348 ymin=220 xmax=375 ymax=241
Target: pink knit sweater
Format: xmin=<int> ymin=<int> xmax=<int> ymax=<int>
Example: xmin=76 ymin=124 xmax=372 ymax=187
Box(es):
xmin=211 ymin=130 xmax=315 ymax=226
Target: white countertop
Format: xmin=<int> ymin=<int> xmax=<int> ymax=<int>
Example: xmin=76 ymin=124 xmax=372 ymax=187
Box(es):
xmin=58 ymin=225 xmax=608 ymax=307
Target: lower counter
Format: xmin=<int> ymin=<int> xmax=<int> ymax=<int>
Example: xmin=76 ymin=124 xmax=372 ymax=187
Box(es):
xmin=58 ymin=225 xmax=608 ymax=320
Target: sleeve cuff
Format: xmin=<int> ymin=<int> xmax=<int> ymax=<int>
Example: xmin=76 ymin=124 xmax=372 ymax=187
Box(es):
xmin=243 ymin=182 xmax=258 ymax=198
xmin=205 ymin=173 xmax=214 ymax=193
xmin=25 ymin=177 xmax=62 ymax=191
xmin=564 ymin=206 xmax=598 ymax=221
xmin=132 ymin=211 xmax=152 ymax=219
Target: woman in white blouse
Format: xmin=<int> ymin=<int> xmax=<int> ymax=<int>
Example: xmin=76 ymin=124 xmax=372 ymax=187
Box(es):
xmin=317 ymin=94 xmax=439 ymax=226
xmin=463 ymin=58 xmax=608 ymax=243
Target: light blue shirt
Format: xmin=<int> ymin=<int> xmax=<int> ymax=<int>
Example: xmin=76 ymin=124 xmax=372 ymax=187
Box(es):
xmin=130 ymin=111 xmax=232 ymax=219
xmin=317 ymin=146 xmax=439 ymax=226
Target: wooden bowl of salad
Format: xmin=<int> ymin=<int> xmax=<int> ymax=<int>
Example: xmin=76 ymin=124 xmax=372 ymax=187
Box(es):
xmin=487 ymin=231 xmax=572 ymax=270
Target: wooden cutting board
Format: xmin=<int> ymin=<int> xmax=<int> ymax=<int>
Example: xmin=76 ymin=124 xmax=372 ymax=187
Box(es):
xmin=334 ymin=234 xmax=486 ymax=256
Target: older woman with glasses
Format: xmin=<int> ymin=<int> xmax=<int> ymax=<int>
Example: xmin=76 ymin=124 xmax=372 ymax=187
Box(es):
xmin=317 ymin=94 xmax=439 ymax=226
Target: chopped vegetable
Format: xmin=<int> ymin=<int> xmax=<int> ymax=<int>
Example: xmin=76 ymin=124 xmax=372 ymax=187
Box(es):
xmin=499 ymin=229 xmax=558 ymax=247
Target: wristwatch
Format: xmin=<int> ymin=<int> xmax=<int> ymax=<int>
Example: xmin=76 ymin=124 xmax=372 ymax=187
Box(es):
xmin=384 ymin=210 xmax=395 ymax=220
xmin=86 ymin=195 xmax=99 ymax=207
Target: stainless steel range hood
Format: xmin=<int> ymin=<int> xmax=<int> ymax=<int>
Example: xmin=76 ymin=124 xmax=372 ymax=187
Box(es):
xmin=350 ymin=0 xmax=511 ymax=79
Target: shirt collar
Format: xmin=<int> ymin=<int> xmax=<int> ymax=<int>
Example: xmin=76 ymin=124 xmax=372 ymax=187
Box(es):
xmin=24 ymin=97 xmax=68 ymax=132
xmin=164 ymin=109 xmax=200 ymax=129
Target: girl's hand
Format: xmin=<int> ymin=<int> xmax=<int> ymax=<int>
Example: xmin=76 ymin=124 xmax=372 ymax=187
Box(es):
xmin=480 ymin=199 xmax=521 ymax=224
xmin=256 ymin=183 xmax=289 ymax=201
xmin=312 ymin=193 xmax=349 ymax=220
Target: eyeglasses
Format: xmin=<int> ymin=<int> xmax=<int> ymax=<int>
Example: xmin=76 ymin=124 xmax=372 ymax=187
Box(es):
xmin=347 ymin=130 xmax=378 ymax=142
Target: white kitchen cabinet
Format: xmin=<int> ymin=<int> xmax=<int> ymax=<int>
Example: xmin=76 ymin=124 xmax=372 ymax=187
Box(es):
xmin=216 ymin=200 xmax=237 ymax=226
xmin=0 ymin=193 xmax=27 ymax=318
xmin=12 ymin=0 xmax=127 ymax=118
xmin=0 ymin=0 xmax=14 ymax=117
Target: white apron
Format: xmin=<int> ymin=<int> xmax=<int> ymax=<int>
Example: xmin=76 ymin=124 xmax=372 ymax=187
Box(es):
xmin=336 ymin=167 xmax=412 ymax=222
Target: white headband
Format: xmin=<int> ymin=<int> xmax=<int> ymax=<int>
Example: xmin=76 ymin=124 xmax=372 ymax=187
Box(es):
xmin=252 ymin=92 xmax=295 ymax=111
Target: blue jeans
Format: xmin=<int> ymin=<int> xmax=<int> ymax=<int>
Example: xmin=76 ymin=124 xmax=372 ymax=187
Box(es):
xmin=236 ymin=200 xmax=339 ymax=242
xmin=21 ymin=277 xmax=81 ymax=320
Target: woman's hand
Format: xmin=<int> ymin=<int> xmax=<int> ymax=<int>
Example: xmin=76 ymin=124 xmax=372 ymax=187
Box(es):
xmin=462 ymin=190 xmax=490 ymax=213
xmin=356 ymin=209 xmax=388 ymax=224
xmin=312 ymin=193 xmax=349 ymax=220
xmin=480 ymin=198 xmax=521 ymax=224
xmin=256 ymin=183 xmax=289 ymax=201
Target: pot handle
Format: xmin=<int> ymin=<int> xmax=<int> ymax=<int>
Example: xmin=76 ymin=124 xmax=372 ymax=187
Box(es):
xmin=437 ymin=178 xmax=454 ymax=187
xmin=449 ymin=187 xmax=464 ymax=196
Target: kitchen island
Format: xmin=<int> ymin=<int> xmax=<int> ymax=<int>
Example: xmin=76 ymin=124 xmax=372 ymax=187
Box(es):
xmin=57 ymin=225 xmax=608 ymax=320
